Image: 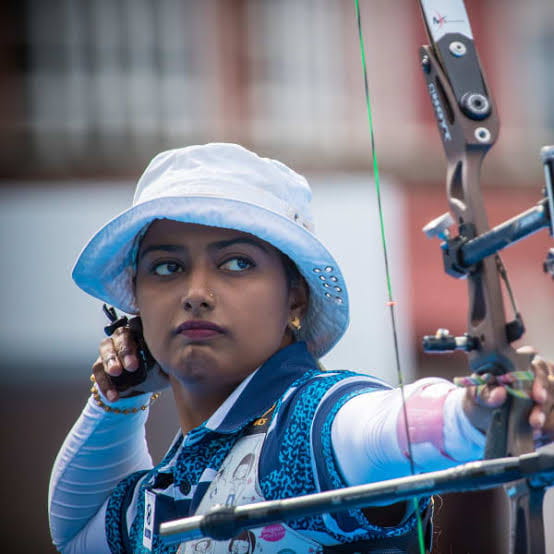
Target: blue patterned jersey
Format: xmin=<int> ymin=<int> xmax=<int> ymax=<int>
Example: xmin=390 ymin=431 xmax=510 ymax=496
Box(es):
xmin=104 ymin=342 xmax=428 ymax=553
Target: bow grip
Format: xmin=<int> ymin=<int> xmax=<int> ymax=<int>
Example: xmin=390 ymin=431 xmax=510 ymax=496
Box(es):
xmin=484 ymin=349 xmax=535 ymax=460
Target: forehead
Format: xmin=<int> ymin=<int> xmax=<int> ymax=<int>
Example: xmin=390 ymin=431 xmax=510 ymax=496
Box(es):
xmin=139 ymin=219 xmax=275 ymax=251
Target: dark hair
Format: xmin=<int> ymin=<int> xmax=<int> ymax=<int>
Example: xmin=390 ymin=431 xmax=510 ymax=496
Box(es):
xmin=279 ymin=252 xmax=304 ymax=290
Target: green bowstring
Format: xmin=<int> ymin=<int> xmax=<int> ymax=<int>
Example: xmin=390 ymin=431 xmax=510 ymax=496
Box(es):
xmin=354 ymin=1 xmax=426 ymax=552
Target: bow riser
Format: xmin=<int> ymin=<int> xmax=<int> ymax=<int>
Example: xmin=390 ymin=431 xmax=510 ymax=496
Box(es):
xmin=419 ymin=10 xmax=534 ymax=461
xmin=418 ymin=2 xmax=545 ymax=552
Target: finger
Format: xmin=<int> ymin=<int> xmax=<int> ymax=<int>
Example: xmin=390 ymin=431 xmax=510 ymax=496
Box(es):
xmin=539 ymin=356 xmax=554 ymax=387
xmin=99 ymin=337 xmax=123 ymax=377
xmin=462 ymin=384 xmax=508 ymax=433
xmin=529 ymin=404 xmax=546 ymax=430
xmin=112 ymin=326 xmax=140 ymax=372
xmin=92 ymin=357 xmax=119 ymax=402
xmin=475 ymin=384 xmax=507 ymax=408
xmin=534 ymin=358 xmax=554 ymax=430
xmin=542 ymin=407 xmax=554 ymax=439
xmin=531 ymin=355 xmax=550 ymax=405
xmin=517 ymin=345 xmax=538 ymax=357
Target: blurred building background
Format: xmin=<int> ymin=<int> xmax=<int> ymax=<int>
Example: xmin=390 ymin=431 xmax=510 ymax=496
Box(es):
xmin=1 ymin=0 xmax=553 ymax=552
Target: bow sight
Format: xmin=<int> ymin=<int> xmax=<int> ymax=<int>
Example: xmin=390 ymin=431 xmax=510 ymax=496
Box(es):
xmin=423 ymin=148 xmax=554 ymax=283
xmin=422 ymin=148 xmax=554 ymax=353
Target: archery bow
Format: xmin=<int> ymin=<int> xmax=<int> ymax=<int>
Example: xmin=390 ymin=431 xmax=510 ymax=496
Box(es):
xmin=417 ymin=0 xmax=554 ymax=552
xmin=158 ymin=1 xmax=554 ymax=552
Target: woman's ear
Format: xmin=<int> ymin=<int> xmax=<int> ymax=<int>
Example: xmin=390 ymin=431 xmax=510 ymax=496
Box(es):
xmin=289 ymin=276 xmax=309 ymax=322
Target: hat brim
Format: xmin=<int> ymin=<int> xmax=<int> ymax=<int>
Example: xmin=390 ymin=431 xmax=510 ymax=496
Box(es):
xmin=73 ymin=196 xmax=349 ymax=358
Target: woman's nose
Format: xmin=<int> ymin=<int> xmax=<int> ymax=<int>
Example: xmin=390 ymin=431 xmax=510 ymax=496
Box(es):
xmin=181 ymin=267 xmax=216 ymax=312
xmin=182 ymin=290 xmax=215 ymax=312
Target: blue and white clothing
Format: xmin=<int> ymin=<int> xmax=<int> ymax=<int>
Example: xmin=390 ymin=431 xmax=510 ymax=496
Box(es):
xmin=49 ymin=343 xmax=485 ymax=553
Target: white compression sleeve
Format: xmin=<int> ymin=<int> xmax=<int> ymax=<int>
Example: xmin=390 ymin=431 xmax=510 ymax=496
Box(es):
xmin=331 ymin=378 xmax=485 ymax=486
xmin=48 ymin=393 xmax=153 ymax=552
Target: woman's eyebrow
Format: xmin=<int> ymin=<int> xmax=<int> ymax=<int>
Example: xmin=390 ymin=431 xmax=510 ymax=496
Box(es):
xmin=210 ymin=237 xmax=269 ymax=253
xmin=138 ymin=238 xmax=269 ymax=259
xmin=138 ymin=244 xmax=185 ymax=259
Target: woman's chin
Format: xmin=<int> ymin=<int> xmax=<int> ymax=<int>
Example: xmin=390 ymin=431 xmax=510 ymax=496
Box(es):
xmin=167 ymin=349 xmax=224 ymax=383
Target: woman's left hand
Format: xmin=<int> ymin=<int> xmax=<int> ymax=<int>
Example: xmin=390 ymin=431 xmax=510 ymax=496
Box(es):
xmin=462 ymin=346 xmax=554 ymax=446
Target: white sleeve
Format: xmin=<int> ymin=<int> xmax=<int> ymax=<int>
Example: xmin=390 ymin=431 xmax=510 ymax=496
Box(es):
xmin=48 ymin=393 xmax=154 ymax=552
xmin=331 ymin=378 xmax=485 ymax=486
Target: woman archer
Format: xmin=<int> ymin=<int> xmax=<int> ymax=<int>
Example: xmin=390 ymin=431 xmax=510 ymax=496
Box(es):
xmin=48 ymin=143 xmax=554 ymax=553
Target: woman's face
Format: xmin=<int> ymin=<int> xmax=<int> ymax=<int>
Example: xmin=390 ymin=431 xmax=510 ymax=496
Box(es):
xmin=135 ymin=220 xmax=306 ymax=391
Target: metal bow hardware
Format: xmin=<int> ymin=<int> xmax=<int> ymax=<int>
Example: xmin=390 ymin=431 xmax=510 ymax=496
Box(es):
xmin=158 ymin=1 xmax=554 ymax=552
xmin=418 ymin=0 xmax=553 ymax=552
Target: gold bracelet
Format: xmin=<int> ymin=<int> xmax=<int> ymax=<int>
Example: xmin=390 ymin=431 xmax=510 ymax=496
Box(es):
xmin=89 ymin=375 xmax=160 ymax=414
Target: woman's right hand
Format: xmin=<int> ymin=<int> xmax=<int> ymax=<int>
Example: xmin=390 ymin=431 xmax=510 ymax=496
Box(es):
xmin=92 ymin=317 xmax=169 ymax=402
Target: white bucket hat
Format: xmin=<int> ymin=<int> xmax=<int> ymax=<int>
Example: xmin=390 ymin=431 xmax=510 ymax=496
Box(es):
xmin=73 ymin=143 xmax=349 ymax=358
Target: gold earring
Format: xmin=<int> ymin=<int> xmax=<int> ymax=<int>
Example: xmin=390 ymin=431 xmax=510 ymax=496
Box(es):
xmin=290 ymin=316 xmax=302 ymax=331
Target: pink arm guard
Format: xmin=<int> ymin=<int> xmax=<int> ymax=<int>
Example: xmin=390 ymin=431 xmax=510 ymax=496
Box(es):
xmin=396 ymin=382 xmax=455 ymax=462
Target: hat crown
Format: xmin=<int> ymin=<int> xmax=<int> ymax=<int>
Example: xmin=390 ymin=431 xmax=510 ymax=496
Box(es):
xmin=133 ymin=143 xmax=314 ymax=229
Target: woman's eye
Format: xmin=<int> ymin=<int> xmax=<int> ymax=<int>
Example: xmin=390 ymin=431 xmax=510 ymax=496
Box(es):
xmin=152 ymin=262 xmax=183 ymax=276
xmin=220 ymin=257 xmax=253 ymax=272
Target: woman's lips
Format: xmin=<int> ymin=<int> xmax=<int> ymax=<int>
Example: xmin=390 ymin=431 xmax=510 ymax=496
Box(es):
xmin=181 ymin=329 xmax=221 ymax=339
xmin=176 ymin=320 xmax=225 ymax=340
